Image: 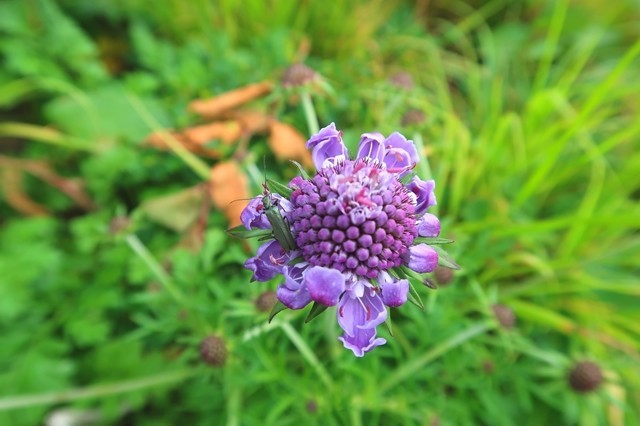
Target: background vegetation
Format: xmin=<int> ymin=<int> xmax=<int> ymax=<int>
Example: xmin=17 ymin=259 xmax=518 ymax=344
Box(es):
xmin=1 ymin=0 xmax=639 ymax=424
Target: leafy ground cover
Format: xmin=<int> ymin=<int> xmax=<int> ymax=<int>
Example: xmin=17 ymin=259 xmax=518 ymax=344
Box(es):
xmin=1 ymin=0 xmax=639 ymax=424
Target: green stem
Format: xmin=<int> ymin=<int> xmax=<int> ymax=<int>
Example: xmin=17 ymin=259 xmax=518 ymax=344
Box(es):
xmin=279 ymin=322 xmax=333 ymax=388
xmin=300 ymin=91 xmax=319 ymax=135
xmin=378 ymin=322 xmax=492 ymax=393
xmin=127 ymin=94 xmax=211 ymax=180
xmin=0 ymin=369 xmax=197 ymax=411
xmin=0 ymin=122 xmax=99 ymax=152
xmin=125 ymin=234 xmax=187 ymax=306
xmin=126 ymin=234 xmax=213 ymax=333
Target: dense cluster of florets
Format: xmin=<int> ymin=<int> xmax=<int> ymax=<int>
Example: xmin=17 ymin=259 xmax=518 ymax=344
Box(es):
xmin=290 ymin=160 xmax=418 ymax=279
xmin=239 ymin=123 xmax=451 ymax=356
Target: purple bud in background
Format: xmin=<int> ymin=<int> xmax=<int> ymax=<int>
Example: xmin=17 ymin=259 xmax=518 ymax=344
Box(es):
xmin=379 ymin=272 xmax=409 ymax=307
xmin=417 ymin=213 xmax=441 ymax=237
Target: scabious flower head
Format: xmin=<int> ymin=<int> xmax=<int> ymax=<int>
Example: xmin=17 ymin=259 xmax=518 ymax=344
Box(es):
xmin=239 ymin=123 xmax=453 ymax=357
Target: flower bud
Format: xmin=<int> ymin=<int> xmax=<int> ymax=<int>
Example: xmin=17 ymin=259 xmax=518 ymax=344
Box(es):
xmin=282 ymin=63 xmax=318 ymax=88
xmin=568 ymin=361 xmax=603 ymax=393
xmin=492 ymin=304 xmax=516 ymax=329
xmin=433 ymin=266 xmax=454 ymax=285
xmin=255 ymin=291 xmax=278 ymax=313
xmin=199 ymin=335 xmax=228 ymax=367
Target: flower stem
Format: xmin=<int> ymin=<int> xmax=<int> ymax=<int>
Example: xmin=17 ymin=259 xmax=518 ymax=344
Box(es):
xmin=0 ymin=369 xmax=197 ymax=411
xmin=300 ymin=91 xmax=319 ymax=135
xmin=127 ymin=94 xmax=211 ymax=180
xmin=378 ymin=321 xmax=493 ymax=393
xmin=125 ymin=234 xmax=212 ymax=332
xmin=279 ymin=322 xmax=333 ymax=388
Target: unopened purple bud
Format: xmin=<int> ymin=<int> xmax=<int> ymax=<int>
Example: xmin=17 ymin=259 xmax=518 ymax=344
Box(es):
xmin=277 ymin=264 xmax=312 ymax=309
xmin=402 ymin=243 xmax=438 ymax=273
xmin=379 ymin=272 xmax=409 ymax=307
xmin=417 ymin=213 xmax=440 ymax=237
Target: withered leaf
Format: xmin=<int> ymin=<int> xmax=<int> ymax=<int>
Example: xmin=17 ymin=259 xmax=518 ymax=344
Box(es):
xmin=189 ymin=81 xmax=272 ymax=118
xmin=209 ymin=160 xmax=249 ymax=227
xmin=268 ymin=120 xmax=313 ymax=168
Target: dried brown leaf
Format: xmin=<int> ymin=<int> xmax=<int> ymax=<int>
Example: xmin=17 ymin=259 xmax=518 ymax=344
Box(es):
xmin=1 ymin=165 xmax=49 ymax=216
xmin=145 ymin=121 xmax=244 ymax=158
xmin=209 ymin=161 xmax=249 ymax=227
xmin=189 ymin=81 xmax=272 ymax=118
xmin=268 ymin=120 xmax=313 ymax=168
xmin=140 ymin=185 xmax=205 ymax=232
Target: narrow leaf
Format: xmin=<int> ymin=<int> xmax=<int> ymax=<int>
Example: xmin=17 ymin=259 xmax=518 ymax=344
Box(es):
xmin=407 ymin=281 xmax=425 ymax=311
xmin=289 ymin=160 xmax=310 ymax=180
xmin=266 ymin=178 xmax=293 ymax=197
xmin=268 ymin=301 xmax=289 ymax=323
xmin=304 ymin=302 xmax=329 ymax=323
xmin=383 ymin=309 xmax=394 ymax=337
xmin=226 ymin=225 xmax=272 ymax=239
xmin=414 ymin=237 xmax=454 ymax=245
xmin=432 ymin=245 xmax=461 ymax=270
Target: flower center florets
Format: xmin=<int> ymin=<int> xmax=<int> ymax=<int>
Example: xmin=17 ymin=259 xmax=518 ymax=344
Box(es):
xmin=289 ymin=159 xmax=418 ymax=279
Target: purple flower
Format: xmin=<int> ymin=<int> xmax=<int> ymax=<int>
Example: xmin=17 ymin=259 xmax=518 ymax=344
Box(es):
xmin=379 ymin=272 xmax=409 ymax=307
xmin=245 ymin=240 xmax=291 ymax=282
xmin=383 ymin=132 xmax=418 ymax=176
xmin=337 ymin=285 xmax=387 ymax=357
xmin=402 ymin=244 xmax=439 ymax=273
xmin=242 ymin=123 xmax=454 ymax=356
xmin=240 ymin=193 xmax=293 ymax=230
xmin=306 ymin=122 xmax=341 ymax=149
xmin=356 ymin=132 xmax=386 ymax=163
xmin=240 ymin=196 xmax=271 ymax=230
xmin=305 ymin=266 xmax=345 ymax=306
xmin=277 ymin=264 xmax=312 ymax=309
xmin=407 ymin=177 xmax=436 ymax=214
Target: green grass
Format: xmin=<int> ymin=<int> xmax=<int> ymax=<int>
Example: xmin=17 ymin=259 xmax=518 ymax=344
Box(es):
xmin=1 ymin=0 xmax=639 ymax=424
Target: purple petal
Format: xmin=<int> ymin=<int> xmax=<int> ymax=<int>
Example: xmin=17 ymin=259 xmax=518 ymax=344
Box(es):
xmin=384 ymin=132 xmax=418 ymax=164
xmin=277 ymin=264 xmax=312 ymax=309
xmin=337 ymin=287 xmax=387 ymax=335
xmin=304 ymin=266 xmax=345 ymax=306
xmin=306 ymin=122 xmax=341 ymax=149
xmin=240 ymin=196 xmax=271 ymax=230
xmin=312 ymin=138 xmax=349 ymax=171
xmin=337 ymin=287 xmax=387 ymax=357
xmin=356 ymin=132 xmax=386 ymax=163
xmin=402 ymin=243 xmax=439 ymax=273
xmin=417 ymin=213 xmax=440 ymax=237
xmin=379 ymin=272 xmax=409 ymax=307
xmin=383 ymin=148 xmax=413 ymax=176
xmin=338 ymin=327 xmax=386 ymax=357
xmin=244 ymin=240 xmax=290 ymax=281
xmin=407 ymin=177 xmax=436 ymax=214
xmin=383 ymin=132 xmax=418 ymax=177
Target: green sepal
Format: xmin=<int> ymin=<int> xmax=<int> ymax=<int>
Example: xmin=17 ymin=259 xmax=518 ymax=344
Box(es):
xmin=227 ymin=225 xmax=273 ymax=239
xmin=266 ymin=178 xmax=293 ymax=197
xmin=268 ymin=301 xmax=289 ymax=323
xmin=432 ymin=245 xmax=461 ymax=270
xmin=407 ymin=281 xmax=425 ymax=310
xmin=289 ymin=160 xmax=310 ymax=180
xmin=414 ymin=237 xmax=454 ymax=245
xmin=383 ymin=308 xmax=394 ymax=337
xmin=396 ymin=267 xmax=427 ymax=309
xmin=423 ymin=276 xmax=438 ymax=290
xmin=288 ymin=256 xmax=304 ymax=265
xmin=304 ymin=301 xmax=328 ymax=323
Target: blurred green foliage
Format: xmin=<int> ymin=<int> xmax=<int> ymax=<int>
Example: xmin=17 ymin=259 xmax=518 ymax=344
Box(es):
xmin=1 ymin=0 xmax=639 ymax=424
